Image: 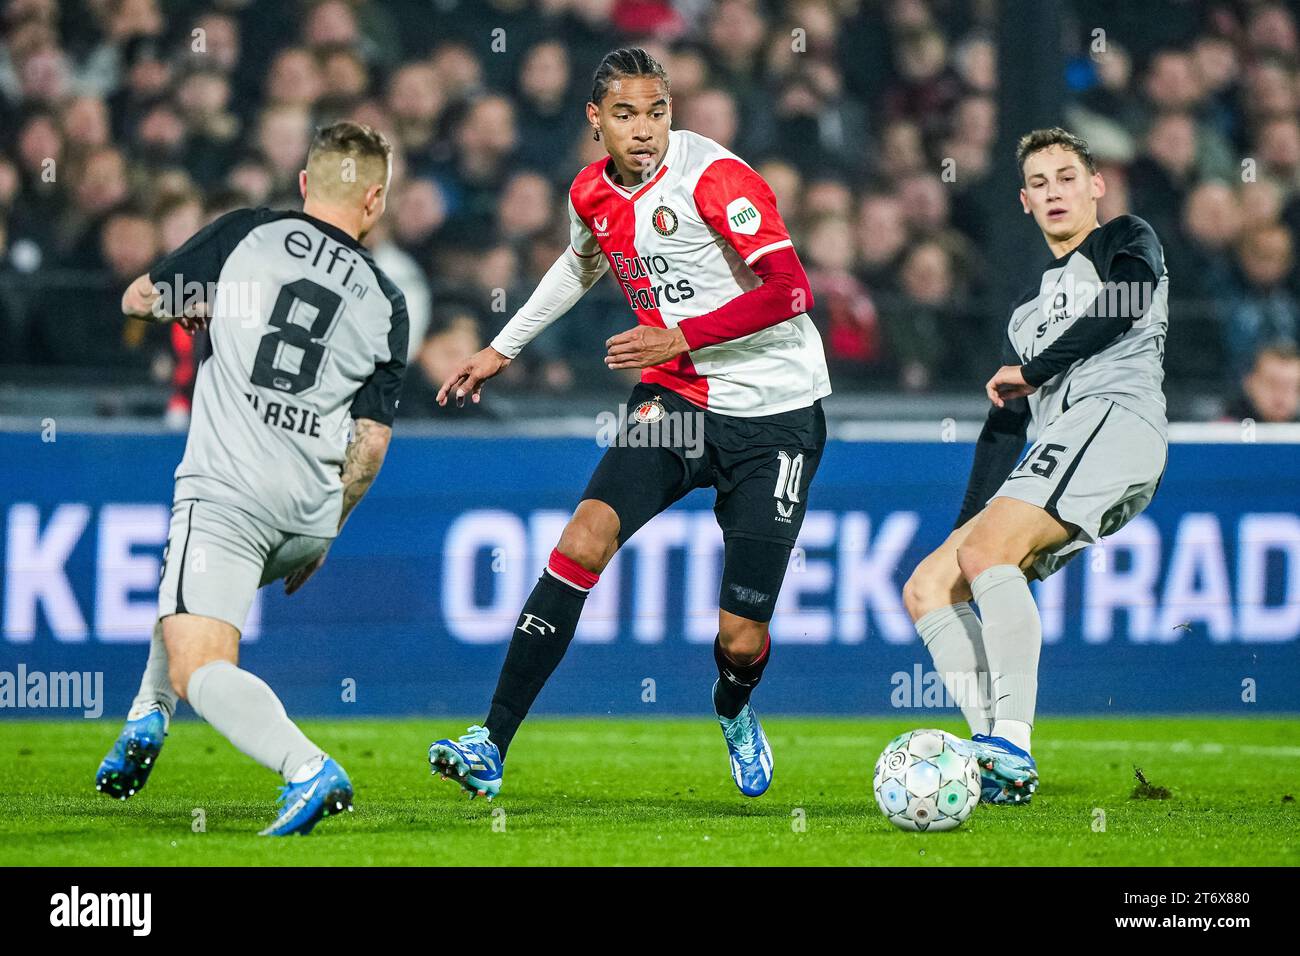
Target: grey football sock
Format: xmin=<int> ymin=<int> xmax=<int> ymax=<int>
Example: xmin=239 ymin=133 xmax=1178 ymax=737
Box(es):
xmin=969 ymin=565 xmax=1041 ymax=740
xmin=186 ymin=660 xmax=323 ymax=781
xmin=915 ymin=603 xmax=992 ymax=736
xmin=127 ymin=620 xmax=178 ymax=725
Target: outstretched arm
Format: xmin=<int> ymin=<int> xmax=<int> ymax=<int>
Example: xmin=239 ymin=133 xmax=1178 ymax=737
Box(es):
xmin=489 ymin=246 xmax=608 ymax=359
xmin=439 ymin=246 xmax=608 ymax=406
xmin=126 ymin=209 xmax=258 ymax=330
xmin=122 ymin=272 xmax=210 ymax=331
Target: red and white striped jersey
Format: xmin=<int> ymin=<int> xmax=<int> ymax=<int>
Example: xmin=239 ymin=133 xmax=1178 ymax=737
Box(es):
xmin=568 ymin=129 xmax=831 ymax=417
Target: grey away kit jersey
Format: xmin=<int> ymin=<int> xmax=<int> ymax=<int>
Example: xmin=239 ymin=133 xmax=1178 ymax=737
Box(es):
xmin=1005 ymin=214 xmax=1169 ymax=436
xmin=150 ymin=208 xmax=408 ymax=538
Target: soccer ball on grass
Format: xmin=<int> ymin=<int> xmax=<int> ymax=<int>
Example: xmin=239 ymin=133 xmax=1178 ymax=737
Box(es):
xmin=873 ymin=728 xmax=981 ymax=832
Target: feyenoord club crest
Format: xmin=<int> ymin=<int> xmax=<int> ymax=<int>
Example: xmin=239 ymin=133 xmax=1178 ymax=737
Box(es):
xmin=632 ymin=397 xmax=666 ymax=424
xmin=651 ymin=205 xmax=678 ymax=236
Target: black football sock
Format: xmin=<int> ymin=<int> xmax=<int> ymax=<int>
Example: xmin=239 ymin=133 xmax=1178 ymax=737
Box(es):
xmin=712 ymin=633 xmax=771 ymax=719
xmin=485 ymin=571 xmax=589 ymax=758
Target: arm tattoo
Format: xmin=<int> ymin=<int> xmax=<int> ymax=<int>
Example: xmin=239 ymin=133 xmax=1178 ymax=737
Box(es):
xmin=338 ymin=418 xmax=390 ymax=529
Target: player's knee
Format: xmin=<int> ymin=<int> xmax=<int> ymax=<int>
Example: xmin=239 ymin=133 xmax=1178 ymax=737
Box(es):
xmin=903 ymin=558 xmax=968 ymax=620
xmin=718 ymin=617 xmax=768 ymax=664
xmin=558 ymin=504 xmax=619 ymax=572
xmin=168 ymin=646 xmax=230 ymax=700
xmin=168 ymin=658 xmax=196 ymax=701
xmin=162 ymin=615 xmax=237 ymax=700
xmin=956 ymin=539 xmax=995 ymax=584
xmin=555 ymin=525 xmax=607 ymax=572
xmin=902 ymin=567 xmax=940 ymax=620
xmin=165 ymin=639 xmax=210 ymax=700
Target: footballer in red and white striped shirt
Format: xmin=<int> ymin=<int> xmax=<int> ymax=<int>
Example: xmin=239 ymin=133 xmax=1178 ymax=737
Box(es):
xmin=431 ymin=48 xmax=830 ymax=802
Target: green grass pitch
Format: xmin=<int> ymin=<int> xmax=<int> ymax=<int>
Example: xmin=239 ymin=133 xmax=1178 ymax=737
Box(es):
xmin=2 ymin=716 xmax=1297 ymax=866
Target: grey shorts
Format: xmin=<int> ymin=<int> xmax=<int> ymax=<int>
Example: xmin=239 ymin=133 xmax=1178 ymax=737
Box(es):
xmin=992 ymin=397 xmax=1167 ymax=580
xmin=158 ymin=499 xmax=332 ymax=633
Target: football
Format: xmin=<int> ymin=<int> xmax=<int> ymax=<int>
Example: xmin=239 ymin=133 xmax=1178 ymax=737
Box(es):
xmin=873 ymin=729 xmax=982 ymax=832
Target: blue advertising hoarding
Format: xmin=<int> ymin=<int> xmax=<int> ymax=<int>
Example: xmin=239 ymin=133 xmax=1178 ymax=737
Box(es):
xmin=1 ymin=428 xmax=1297 ymax=719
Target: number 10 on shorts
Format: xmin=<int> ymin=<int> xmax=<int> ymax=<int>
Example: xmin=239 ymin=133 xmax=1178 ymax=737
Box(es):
xmin=774 ymin=450 xmax=805 ymax=508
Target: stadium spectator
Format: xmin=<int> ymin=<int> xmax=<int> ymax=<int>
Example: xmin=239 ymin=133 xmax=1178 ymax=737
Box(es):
xmin=26 ymin=207 xmax=164 ymax=372
xmin=366 ymin=215 xmax=432 ymax=361
xmin=1173 ymin=180 xmax=1240 ymax=304
xmin=855 ymin=192 xmax=909 ymax=291
xmin=513 ymin=40 xmax=584 ymax=181
xmin=676 ymin=87 xmax=739 ymax=151
xmin=62 ymin=145 xmax=131 ymax=269
xmin=387 ymin=62 xmax=445 ymax=158
xmin=804 ymin=214 xmax=885 ymax=386
xmin=1223 ymin=343 xmax=1300 ymax=423
xmin=174 ymin=68 xmax=240 ymax=187
xmin=391 ymin=177 xmax=447 ymax=264
xmin=256 ymin=105 xmax=314 ymax=204
xmin=1224 ymin=224 xmax=1299 ymax=375
xmin=0 ymin=0 xmax=1297 ymax=420
xmin=883 ymin=240 xmax=971 ymax=392
xmin=430 ymin=94 xmax=518 ymax=239
xmin=495 ymin=171 xmax=554 ymax=241
xmin=401 ymin=305 xmax=491 ymax=418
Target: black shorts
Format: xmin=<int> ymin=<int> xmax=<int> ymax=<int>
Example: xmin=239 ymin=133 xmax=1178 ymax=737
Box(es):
xmin=584 ymin=379 xmax=825 ymax=535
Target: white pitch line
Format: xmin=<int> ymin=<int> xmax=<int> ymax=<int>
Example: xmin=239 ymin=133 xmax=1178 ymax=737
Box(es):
xmin=1037 ymin=739 xmax=1300 ymax=758
xmin=524 ymin=729 xmax=1300 ymax=758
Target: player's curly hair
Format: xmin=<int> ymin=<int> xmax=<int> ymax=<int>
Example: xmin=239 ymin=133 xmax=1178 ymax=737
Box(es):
xmin=1016 ymin=127 xmax=1095 ymax=182
xmin=590 ymin=48 xmax=670 ymax=105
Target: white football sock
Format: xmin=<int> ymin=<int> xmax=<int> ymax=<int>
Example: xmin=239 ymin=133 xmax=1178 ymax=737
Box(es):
xmin=914 ymin=603 xmax=992 ymax=736
xmin=992 ymin=719 xmax=1033 ymax=752
xmin=186 ymin=660 xmax=323 ymax=781
xmin=970 ymin=564 xmax=1041 ymax=753
xmin=127 ymin=620 xmax=177 ymax=725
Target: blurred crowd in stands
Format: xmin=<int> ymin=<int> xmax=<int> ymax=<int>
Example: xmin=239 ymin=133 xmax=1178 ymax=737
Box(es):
xmin=0 ymin=0 xmax=1298 ymax=423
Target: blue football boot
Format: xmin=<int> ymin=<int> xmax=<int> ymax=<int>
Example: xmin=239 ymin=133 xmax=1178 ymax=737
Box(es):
xmin=960 ymin=734 xmax=1039 ymax=804
xmin=714 ymin=682 xmax=774 ymax=797
xmin=259 ymin=756 xmax=354 ymax=836
xmin=95 ymin=708 xmax=167 ymax=800
xmin=429 ymin=725 xmax=503 ymax=800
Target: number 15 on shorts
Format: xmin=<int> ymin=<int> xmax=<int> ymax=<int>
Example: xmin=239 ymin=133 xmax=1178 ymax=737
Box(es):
xmin=1013 ymin=442 xmax=1069 ymax=479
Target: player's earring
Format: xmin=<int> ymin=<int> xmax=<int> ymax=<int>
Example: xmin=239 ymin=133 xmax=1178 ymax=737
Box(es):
xmin=592 ymin=127 xmax=601 ymax=141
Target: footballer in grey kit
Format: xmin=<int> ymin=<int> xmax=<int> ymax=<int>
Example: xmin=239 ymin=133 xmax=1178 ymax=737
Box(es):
xmin=95 ymin=122 xmax=407 ymax=836
xmin=168 ymin=210 xmax=407 ymax=539
xmin=902 ymin=127 xmax=1169 ymax=803
xmin=1007 ymin=214 xmax=1168 ymax=444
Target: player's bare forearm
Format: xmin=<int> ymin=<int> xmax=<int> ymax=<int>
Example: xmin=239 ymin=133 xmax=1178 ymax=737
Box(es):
xmin=338 ymin=417 xmax=392 ymax=530
xmin=604 ymin=326 xmax=689 ymax=369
